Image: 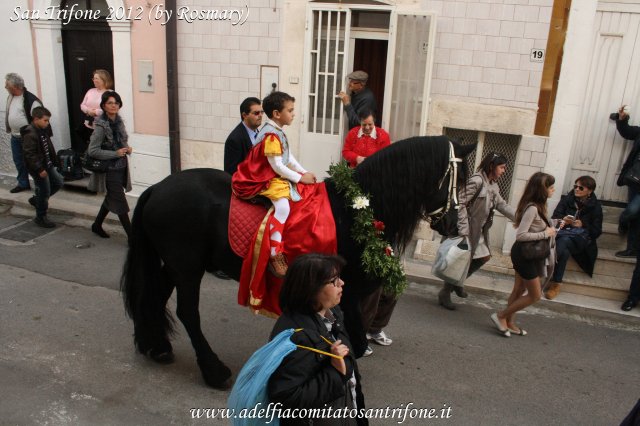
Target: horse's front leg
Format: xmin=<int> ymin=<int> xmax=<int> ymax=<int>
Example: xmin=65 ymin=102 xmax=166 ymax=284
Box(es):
xmin=174 ymin=270 xmax=232 ymax=389
xmin=340 ymin=290 xmax=369 ymax=358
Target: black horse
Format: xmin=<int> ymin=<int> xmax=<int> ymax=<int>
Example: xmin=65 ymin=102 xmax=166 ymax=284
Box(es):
xmin=121 ymin=136 xmax=475 ymax=388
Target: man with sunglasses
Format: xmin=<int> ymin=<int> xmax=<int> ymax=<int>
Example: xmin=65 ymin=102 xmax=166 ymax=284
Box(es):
xmin=338 ymin=70 xmax=378 ymax=130
xmin=224 ymin=97 xmax=263 ymax=175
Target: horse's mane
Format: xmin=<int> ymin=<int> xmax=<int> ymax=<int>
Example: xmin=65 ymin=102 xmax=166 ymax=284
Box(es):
xmin=354 ymin=136 xmax=453 ymax=255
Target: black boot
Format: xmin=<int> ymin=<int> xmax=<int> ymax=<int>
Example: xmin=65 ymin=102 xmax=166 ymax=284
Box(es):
xmin=453 ymin=285 xmax=468 ymax=298
xmin=438 ymin=283 xmax=456 ymax=310
xmin=92 ymin=205 xmax=110 ymax=238
xmin=118 ymin=213 xmax=131 ymax=239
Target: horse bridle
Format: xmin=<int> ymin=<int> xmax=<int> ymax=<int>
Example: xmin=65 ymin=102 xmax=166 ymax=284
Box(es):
xmin=423 ymin=141 xmax=463 ymax=225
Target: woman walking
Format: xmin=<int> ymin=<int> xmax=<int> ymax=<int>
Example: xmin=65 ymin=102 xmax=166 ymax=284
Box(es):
xmin=88 ymin=91 xmax=133 ymax=239
xmin=438 ymin=153 xmax=516 ymax=310
xmin=491 ymin=172 xmax=556 ymax=336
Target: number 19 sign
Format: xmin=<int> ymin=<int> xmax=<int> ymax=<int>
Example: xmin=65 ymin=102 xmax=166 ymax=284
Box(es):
xmin=530 ymin=48 xmax=545 ymax=62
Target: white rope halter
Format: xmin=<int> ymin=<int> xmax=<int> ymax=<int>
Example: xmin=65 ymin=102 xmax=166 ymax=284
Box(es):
xmin=425 ymin=141 xmax=463 ymax=224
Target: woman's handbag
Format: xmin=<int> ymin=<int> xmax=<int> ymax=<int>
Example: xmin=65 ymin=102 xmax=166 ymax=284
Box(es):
xmin=520 ymin=238 xmax=551 ymax=260
xmin=82 ymin=154 xmax=111 ymax=173
xmin=432 ymin=236 xmax=472 ymax=286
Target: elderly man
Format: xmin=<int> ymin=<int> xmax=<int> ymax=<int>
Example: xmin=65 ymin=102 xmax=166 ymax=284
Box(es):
xmin=338 ymin=70 xmax=378 ymax=130
xmin=224 ymin=97 xmax=263 ymax=175
xmin=5 ymin=73 xmax=44 ymax=193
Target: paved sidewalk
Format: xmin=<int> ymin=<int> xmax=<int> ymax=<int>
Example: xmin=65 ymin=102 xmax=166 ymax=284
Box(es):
xmin=1 ymin=175 xmax=639 ymax=328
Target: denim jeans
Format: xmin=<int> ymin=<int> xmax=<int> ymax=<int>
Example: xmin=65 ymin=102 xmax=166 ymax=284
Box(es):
xmin=11 ymin=135 xmax=30 ymax=188
xmin=32 ymin=166 xmax=64 ymax=218
xmin=620 ymin=186 xmax=640 ymax=251
xmin=552 ymin=235 xmax=588 ymax=282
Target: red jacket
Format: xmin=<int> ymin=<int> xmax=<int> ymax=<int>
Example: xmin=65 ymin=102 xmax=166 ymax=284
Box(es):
xmin=341 ymin=126 xmax=391 ymax=168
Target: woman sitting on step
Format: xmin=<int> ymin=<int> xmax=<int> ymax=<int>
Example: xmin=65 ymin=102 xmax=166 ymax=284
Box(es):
xmin=545 ymin=176 xmax=603 ymax=300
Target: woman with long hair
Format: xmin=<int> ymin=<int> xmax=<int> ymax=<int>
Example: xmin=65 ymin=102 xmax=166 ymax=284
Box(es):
xmin=268 ymin=253 xmax=368 ymax=425
xmin=88 ymin=91 xmax=133 ymax=239
xmin=491 ymin=172 xmax=556 ymax=337
xmin=438 ymin=152 xmax=516 ymax=310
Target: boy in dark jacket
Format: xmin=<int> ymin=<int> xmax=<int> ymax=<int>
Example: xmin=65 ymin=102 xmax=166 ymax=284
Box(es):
xmin=21 ymin=106 xmax=63 ymax=228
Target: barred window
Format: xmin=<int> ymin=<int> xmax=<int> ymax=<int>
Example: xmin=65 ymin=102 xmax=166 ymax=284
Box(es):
xmin=444 ymin=128 xmax=520 ymax=203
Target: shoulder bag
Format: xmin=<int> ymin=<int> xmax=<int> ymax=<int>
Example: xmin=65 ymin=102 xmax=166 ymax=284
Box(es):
xmin=82 ymin=154 xmax=111 ymax=173
xmin=520 ymin=207 xmax=551 ymax=260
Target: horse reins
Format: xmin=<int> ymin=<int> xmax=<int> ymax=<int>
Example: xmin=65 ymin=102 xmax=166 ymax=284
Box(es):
xmin=424 ymin=141 xmax=463 ymax=225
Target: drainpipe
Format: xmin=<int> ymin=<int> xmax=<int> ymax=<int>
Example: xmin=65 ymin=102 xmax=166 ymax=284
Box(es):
xmin=166 ymin=0 xmax=181 ymax=173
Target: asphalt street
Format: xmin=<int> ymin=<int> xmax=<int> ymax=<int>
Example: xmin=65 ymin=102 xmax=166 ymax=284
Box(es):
xmin=1 ymin=210 xmax=639 ymax=425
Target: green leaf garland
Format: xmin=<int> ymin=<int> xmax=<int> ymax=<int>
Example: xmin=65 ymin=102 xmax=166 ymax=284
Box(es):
xmin=328 ymin=161 xmax=408 ymax=296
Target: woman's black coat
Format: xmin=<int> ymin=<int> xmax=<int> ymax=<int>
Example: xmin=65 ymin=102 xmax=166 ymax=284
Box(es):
xmin=268 ymin=306 xmax=367 ymax=426
xmin=552 ymin=190 xmax=603 ymax=276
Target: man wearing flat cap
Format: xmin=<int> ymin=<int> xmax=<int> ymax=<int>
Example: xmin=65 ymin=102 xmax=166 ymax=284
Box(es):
xmin=338 ymin=70 xmax=378 ymax=130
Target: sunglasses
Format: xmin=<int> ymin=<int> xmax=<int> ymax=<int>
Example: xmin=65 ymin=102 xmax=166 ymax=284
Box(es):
xmin=249 ymin=110 xmax=264 ymax=116
xmin=573 ymin=185 xmax=586 ymax=191
xmin=326 ymin=276 xmax=342 ymax=287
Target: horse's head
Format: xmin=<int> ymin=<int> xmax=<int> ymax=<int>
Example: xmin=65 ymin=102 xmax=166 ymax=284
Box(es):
xmin=424 ymin=139 xmax=477 ymax=225
xmin=354 ymin=136 xmax=476 ymax=255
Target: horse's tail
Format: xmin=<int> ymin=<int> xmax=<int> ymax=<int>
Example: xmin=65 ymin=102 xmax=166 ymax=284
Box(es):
xmin=120 ymin=186 xmax=174 ymax=354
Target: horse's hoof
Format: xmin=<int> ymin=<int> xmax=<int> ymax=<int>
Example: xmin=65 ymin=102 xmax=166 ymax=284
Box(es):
xmin=146 ymin=349 xmax=175 ymax=364
xmin=198 ymin=358 xmax=232 ymax=389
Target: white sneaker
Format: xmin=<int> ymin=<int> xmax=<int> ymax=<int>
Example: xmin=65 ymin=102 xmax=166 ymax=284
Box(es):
xmin=362 ymin=345 xmax=373 ymax=357
xmin=368 ymin=330 xmax=393 ymax=346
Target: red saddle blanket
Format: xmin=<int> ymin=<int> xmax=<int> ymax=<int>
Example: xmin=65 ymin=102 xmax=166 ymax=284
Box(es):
xmin=231 ymin=182 xmax=337 ymax=317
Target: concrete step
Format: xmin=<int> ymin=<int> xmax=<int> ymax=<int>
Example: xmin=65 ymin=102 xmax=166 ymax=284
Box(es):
xmin=564 ymin=247 xmax=635 ymax=279
xmin=601 ymin=204 xmax=624 ymax=224
xmin=597 ymin=222 xmax=626 ymax=251
xmin=414 ymin=238 xmax=632 ymax=301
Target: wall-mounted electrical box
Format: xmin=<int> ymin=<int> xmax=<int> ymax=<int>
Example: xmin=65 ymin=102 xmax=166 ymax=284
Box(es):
xmin=138 ymin=60 xmax=154 ymax=93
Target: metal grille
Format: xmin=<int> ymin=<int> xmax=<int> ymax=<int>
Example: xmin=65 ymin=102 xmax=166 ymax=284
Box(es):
xmin=308 ymin=10 xmax=346 ymax=135
xmin=444 ymin=128 xmax=520 ymax=202
xmin=483 ymin=132 xmax=520 ymax=202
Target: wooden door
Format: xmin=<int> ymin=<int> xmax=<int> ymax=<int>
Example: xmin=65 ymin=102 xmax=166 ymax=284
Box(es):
xmin=568 ymin=7 xmax=640 ymax=201
xmin=62 ymin=20 xmax=113 ymax=153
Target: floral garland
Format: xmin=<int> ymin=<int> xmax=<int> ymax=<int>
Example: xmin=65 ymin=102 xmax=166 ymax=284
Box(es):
xmin=328 ymin=161 xmax=408 ymax=296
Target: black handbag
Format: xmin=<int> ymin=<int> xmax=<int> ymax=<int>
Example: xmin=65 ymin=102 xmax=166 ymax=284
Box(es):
xmin=82 ymin=154 xmax=111 ymax=173
xmin=519 ymin=209 xmax=551 ymax=260
xmin=623 ymin=152 xmax=640 ymax=187
xmin=520 ymin=238 xmax=551 ymax=260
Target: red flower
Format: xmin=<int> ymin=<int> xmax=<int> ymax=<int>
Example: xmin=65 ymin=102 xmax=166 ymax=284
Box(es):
xmin=373 ymin=220 xmax=385 ymax=232
xmin=385 ymin=246 xmax=394 ymax=257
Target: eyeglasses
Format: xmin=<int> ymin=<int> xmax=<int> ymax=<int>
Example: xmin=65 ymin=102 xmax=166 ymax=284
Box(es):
xmin=250 ymin=110 xmax=264 ymax=116
xmin=326 ymin=276 xmax=342 ymax=287
xmin=573 ymin=185 xmax=585 ymax=191
xmin=104 ymin=101 xmax=119 ymax=106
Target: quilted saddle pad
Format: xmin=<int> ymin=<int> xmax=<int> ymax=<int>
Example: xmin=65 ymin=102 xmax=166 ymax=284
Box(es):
xmin=229 ymin=194 xmax=270 ymax=258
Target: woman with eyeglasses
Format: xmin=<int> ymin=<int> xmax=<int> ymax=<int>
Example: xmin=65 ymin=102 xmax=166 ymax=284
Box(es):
xmin=438 ymin=152 xmax=516 ymax=310
xmin=544 ymin=176 xmax=603 ymax=300
xmin=87 ymin=91 xmax=133 ymax=239
xmin=268 ymin=253 xmax=368 ymax=425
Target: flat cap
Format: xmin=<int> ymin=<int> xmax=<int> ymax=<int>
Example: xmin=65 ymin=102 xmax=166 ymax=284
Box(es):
xmin=347 ymin=70 xmax=368 ymax=82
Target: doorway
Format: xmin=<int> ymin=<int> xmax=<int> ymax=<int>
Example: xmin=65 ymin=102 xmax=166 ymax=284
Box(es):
xmin=352 ymin=38 xmax=387 ymax=126
xmin=61 ymin=1 xmax=114 ymax=153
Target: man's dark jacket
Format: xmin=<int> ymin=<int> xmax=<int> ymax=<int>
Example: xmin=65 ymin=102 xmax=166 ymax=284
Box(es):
xmin=552 ymin=190 xmax=603 ymax=276
xmin=224 ymin=122 xmax=253 ymax=175
xmin=344 ymin=88 xmax=377 ymax=130
xmin=20 ymin=124 xmax=59 ymax=176
xmin=615 ymin=116 xmax=640 ymax=187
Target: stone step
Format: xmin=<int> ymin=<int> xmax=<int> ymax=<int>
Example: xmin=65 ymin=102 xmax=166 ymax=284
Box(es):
xmin=598 ymin=222 xmax=626 ymax=251
xmin=564 ymin=248 xmax=635 ymax=279
xmin=414 ymin=238 xmax=631 ymax=302
xmin=601 ymin=204 xmax=624 ymax=224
